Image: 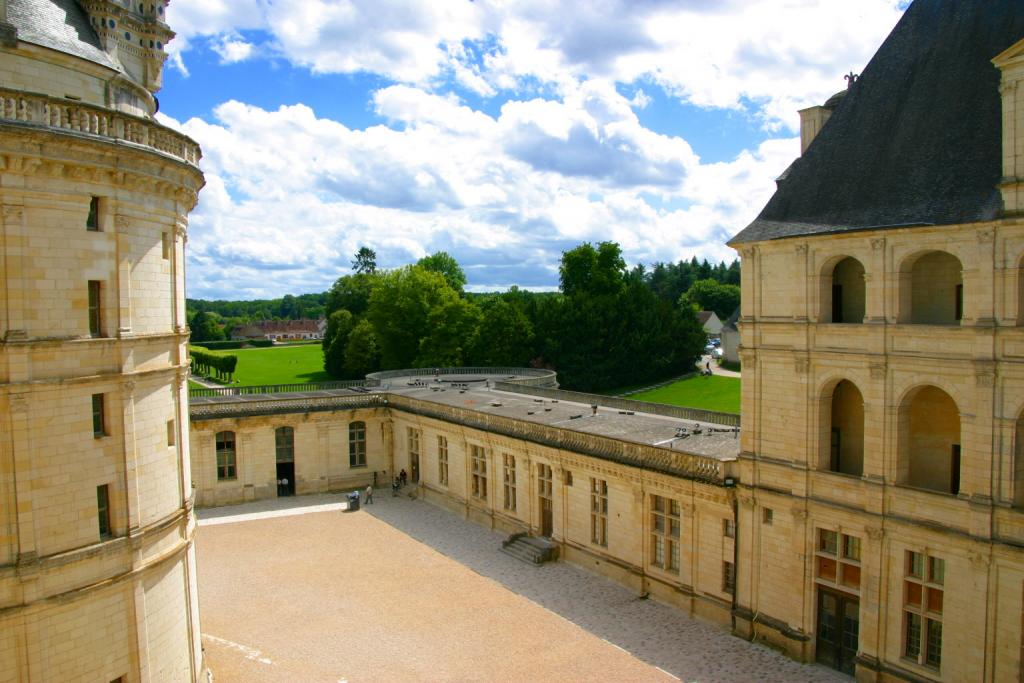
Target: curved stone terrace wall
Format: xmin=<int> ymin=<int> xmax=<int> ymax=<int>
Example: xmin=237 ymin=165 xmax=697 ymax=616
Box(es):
xmin=366 ymin=366 xmax=558 ymax=388
xmin=0 ymin=87 xmax=201 ymax=167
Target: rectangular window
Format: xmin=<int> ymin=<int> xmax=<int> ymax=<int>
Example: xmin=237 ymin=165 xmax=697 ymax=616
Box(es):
xmin=162 ymin=232 xmax=171 ymax=259
xmin=904 ymin=550 xmax=944 ymax=669
xmin=437 ymin=435 xmax=449 ymax=486
xmin=407 ymin=427 xmax=420 ymax=483
xmin=216 ymin=431 xmax=236 ymax=481
xmin=538 ymin=463 xmax=553 ymax=498
xmin=722 ymin=560 xmax=736 ymax=593
xmin=723 ymin=518 xmax=735 ymax=538
xmin=502 ymin=453 xmax=517 ymax=511
xmin=565 ymin=470 xmax=573 ymax=486
xmin=348 ymin=421 xmax=366 ymax=468
xmin=471 ymin=445 xmax=487 ymax=500
xmin=88 ymin=280 xmax=103 ymax=336
xmin=950 ymin=444 xmax=961 ymax=496
xmin=97 ymin=484 xmax=111 ymax=539
xmin=92 ymin=393 xmax=106 ymax=438
xmin=650 ymin=494 xmax=681 ymax=573
xmin=815 ymin=528 xmax=861 ymax=591
xmin=86 ymin=196 xmax=100 ymax=231
xmin=590 ymin=478 xmax=608 ymax=547
xmin=762 ymin=508 xmax=773 ymax=525
xmin=275 ymin=426 xmax=294 ymax=463
xmin=955 ymin=284 xmax=963 ymax=321
xmin=166 ymin=419 xmax=175 ymax=446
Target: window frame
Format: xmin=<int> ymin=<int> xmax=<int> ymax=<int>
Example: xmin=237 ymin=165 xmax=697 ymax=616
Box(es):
xmin=348 ymin=421 xmax=367 ymax=468
xmin=88 ymin=280 xmax=103 ymax=337
xmin=216 ymin=430 xmax=237 ymax=481
xmin=590 ymin=477 xmax=608 ymax=547
xmin=650 ymin=494 xmax=681 ymax=573
xmin=92 ymin=393 xmax=106 ymax=438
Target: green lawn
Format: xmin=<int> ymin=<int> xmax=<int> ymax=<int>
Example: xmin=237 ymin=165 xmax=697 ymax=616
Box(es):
xmin=194 ymin=344 xmax=331 ymax=385
xmin=627 ymin=375 xmax=741 ymax=414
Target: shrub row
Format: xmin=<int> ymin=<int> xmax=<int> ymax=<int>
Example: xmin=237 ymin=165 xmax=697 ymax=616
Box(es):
xmin=190 ymin=348 xmax=238 ymax=381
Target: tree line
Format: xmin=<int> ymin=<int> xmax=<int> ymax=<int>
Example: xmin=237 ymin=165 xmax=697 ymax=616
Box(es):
xmin=315 ymin=245 xmax=740 ymax=392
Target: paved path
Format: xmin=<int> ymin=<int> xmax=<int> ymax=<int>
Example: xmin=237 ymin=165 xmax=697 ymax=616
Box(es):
xmin=196 ymin=494 xmax=844 ymax=683
xmin=702 ymin=354 xmax=741 ymax=378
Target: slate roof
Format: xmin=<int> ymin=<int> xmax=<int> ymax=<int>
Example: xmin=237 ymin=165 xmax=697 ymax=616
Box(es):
xmin=730 ymin=0 xmax=1024 ymax=245
xmin=721 ymin=307 xmax=740 ymax=332
xmin=7 ymin=0 xmax=120 ymax=71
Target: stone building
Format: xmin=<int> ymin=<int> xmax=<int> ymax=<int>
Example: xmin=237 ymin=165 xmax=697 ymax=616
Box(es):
xmin=728 ymin=0 xmax=1024 ymax=680
xmin=0 ymin=1 xmax=205 ymax=681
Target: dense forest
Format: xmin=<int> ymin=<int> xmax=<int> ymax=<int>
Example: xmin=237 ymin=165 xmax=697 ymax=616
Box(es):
xmin=188 ymin=246 xmax=740 ymax=392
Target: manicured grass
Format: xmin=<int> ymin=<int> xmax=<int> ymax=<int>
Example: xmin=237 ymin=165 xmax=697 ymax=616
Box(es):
xmin=193 ymin=344 xmax=331 ymax=385
xmin=627 ymin=375 xmax=741 ymax=414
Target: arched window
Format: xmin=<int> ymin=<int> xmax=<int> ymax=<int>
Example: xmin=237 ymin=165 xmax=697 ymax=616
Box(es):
xmin=901 ymin=251 xmax=963 ymax=324
xmin=899 ymin=386 xmax=961 ymax=494
xmin=349 ymin=421 xmax=366 ymax=468
xmin=215 ymin=431 xmax=236 ymax=480
xmin=275 ymin=426 xmax=294 ymax=463
xmin=823 ymin=257 xmax=866 ymax=323
xmin=821 ymin=380 xmax=864 ymax=476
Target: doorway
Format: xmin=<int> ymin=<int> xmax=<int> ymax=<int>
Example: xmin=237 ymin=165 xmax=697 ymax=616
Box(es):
xmin=816 ymin=589 xmax=859 ymax=675
xmin=276 ymin=462 xmax=295 ymax=497
xmin=538 ymin=463 xmax=553 ymax=537
xmin=540 ymin=497 xmax=553 ymax=537
xmin=411 ymin=454 xmax=420 ymax=484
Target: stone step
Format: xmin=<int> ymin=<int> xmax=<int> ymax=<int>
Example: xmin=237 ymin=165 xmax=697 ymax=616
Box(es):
xmin=500 ymin=535 xmax=558 ymax=565
xmin=500 ymin=543 xmax=541 ymax=565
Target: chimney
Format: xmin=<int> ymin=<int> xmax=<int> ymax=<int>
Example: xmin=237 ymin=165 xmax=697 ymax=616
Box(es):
xmin=798 ymin=75 xmax=855 ymax=155
xmin=994 ymin=38 xmax=1024 ymax=216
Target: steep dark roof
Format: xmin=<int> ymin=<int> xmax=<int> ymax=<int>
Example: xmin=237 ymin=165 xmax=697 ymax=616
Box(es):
xmin=721 ymin=307 xmax=740 ymax=332
xmin=730 ymin=0 xmax=1024 ymax=245
xmin=8 ymin=0 xmax=120 ymax=71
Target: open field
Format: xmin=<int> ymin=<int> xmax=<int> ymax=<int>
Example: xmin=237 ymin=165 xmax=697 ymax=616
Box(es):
xmin=628 ymin=375 xmax=741 ymax=413
xmin=194 ymin=343 xmax=330 ymax=385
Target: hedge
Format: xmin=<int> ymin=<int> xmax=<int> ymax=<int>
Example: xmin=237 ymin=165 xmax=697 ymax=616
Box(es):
xmin=190 ymin=348 xmax=238 ymax=382
xmin=192 ymin=340 xmax=244 ymax=350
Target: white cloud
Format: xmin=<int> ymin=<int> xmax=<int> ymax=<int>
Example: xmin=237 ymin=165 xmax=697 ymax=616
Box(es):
xmin=212 ymin=34 xmax=256 ymax=64
xmin=166 ymin=0 xmax=903 ymax=129
xmin=175 ymin=84 xmax=795 ymax=298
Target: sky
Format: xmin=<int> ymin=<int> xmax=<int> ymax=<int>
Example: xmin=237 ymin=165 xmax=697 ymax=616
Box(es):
xmin=156 ymin=0 xmax=911 ymax=300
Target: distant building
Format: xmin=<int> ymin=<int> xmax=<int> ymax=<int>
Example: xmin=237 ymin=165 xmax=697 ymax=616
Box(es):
xmin=696 ymin=310 xmax=723 ymax=337
xmin=719 ymin=308 xmax=740 ymax=364
xmin=231 ymin=318 xmax=326 ymax=341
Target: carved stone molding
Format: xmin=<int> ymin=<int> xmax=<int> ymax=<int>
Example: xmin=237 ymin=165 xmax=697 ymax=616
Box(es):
xmin=794 ymin=243 xmax=808 ymax=255
xmin=174 ymin=218 xmax=188 ymax=241
xmin=795 ymin=357 xmax=810 ymax=374
xmin=969 ymin=551 xmax=991 ymax=569
xmin=1 ymin=204 xmax=24 ymax=223
xmin=739 ymin=246 xmax=758 ymax=260
xmin=865 ymin=526 xmax=884 ymax=541
xmin=870 ymin=237 xmax=885 ymax=251
xmin=114 ymin=214 xmax=130 ymax=230
xmin=975 ymin=361 xmax=996 ymax=387
xmin=869 ymin=363 xmax=887 ymax=380
xmin=791 ymin=508 xmax=808 ymax=521
xmin=737 ymin=492 xmax=755 ymax=508
xmin=123 ymin=379 xmax=136 ymax=395
xmin=739 ymin=350 xmax=757 ymax=368
xmin=977 ymin=228 xmax=995 ymax=244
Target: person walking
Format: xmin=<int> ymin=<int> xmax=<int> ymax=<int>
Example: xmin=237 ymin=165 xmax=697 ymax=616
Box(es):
xmin=400 ymin=468 xmax=407 ymax=486
xmin=365 ymin=484 xmax=373 ymax=504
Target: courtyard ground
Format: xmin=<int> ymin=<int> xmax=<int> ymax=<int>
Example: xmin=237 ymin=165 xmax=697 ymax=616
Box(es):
xmin=196 ymin=494 xmax=846 ymax=683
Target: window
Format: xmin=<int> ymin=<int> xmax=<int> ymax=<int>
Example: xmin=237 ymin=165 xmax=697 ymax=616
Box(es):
xmin=502 ymin=454 xmax=517 ymax=511
xmin=86 ymin=196 xmax=100 ymax=231
xmin=815 ymin=529 xmax=861 ymax=590
xmin=88 ymin=280 xmax=103 ymax=336
xmin=763 ymin=508 xmax=774 ymax=525
xmin=97 ymin=484 xmax=111 ymax=539
xmin=166 ymin=419 xmax=175 ymax=446
xmin=162 ymin=232 xmax=171 ymax=259
xmin=590 ymin=478 xmax=608 ymax=547
xmin=216 ymin=431 xmax=236 ymax=481
xmin=723 ymin=518 xmax=735 ymax=538
xmin=722 ymin=560 xmax=736 ymax=593
xmin=650 ymin=495 xmax=681 ymax=573
xmin=437 ymin=435 xmax=449 ymax=486
xmin=92 ymin=393 xmax=106 ymax=438
xmin=538 ymin=463 xmax=553 ymax=498
xmin=407 ymin=427 xmax=420 ymax=483
xmin=275 ymin=426 xmax=294 ymax=463
xmin=565 ymin=470 xmax=573 ymax=486
xmin=471 ymin=445 xmax=487 ymax=500
xmin=348 ymin=421 xmax=366 ymax=468
xmin=904 ymin=551 xmax=944 ymax=669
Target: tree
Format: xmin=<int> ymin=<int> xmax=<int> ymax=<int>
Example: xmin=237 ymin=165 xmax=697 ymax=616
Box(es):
xmin=366 ymin=266 xmax=461 ymax=369
xmin=325 ymin=272 xmax=381 ymax=318
xmin=416 ymin=251 xmax=467 ymax=293
xmin=351 ymin=246 xmax=377 ymax=274
xmin=343 ymin=319 xmax=381 ymax=377
xmin=189 ymin=310 xmax=225 ymax=343
xmin=681 ymin=279 xmax=741 ymax=319
xmin=559 ymin=241 xmax=626 ymax=298
xmin=468 ymin=299 xmax=534 ymax=367
xmin=323 ymin=309 xmax=355 ymax=377
xmin=415 ymin=299 xmax=482 ymax=367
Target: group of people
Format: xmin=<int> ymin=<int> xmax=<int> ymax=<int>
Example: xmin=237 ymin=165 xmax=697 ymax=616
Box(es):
xmin=391 ymin=468 xmax=408 ymax=496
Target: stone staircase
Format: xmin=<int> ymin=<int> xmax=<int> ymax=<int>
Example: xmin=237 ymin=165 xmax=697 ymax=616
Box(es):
xmin=501 ymin=533 xmax=559 ymax=565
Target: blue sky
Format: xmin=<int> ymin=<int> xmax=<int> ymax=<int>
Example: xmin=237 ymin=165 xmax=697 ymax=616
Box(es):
xmin=158 ymin=0 xmax=908 ymax=300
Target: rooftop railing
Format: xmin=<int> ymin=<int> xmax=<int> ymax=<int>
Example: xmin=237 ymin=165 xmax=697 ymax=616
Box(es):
xmin=0 ymin=88 xmax=201 ymax=167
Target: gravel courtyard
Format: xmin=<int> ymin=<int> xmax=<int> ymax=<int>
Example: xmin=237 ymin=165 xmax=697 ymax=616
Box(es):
xmin=196 ymin=493 xmax=847 ymax=683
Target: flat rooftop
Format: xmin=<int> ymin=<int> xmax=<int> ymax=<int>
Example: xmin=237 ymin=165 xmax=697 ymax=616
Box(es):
xmin=190 ymin=372 xmax=741 ymax=462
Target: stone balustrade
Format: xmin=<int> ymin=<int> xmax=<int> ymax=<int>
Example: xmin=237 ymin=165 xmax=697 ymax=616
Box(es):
xmin=0 ymin=87 xmax=201 ymax=167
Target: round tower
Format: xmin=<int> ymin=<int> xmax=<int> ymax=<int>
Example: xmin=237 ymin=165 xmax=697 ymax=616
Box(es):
xmin=0 ymin=0 xmax=205 ymax=680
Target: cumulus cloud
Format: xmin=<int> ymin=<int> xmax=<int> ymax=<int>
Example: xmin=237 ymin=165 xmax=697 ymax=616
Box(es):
xmin=172 ymin=83 xmax=795 ymax=298
xmin=211 ymin=34 xmax=256 ymax=64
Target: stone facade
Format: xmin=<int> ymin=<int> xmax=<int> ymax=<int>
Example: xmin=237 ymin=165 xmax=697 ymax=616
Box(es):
xmin=0 ymin=1 xmax=205 ymax=681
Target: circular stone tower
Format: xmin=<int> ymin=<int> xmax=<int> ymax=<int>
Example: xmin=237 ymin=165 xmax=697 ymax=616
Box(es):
xmin=0 ymin=1 xmax=205 ymax=680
